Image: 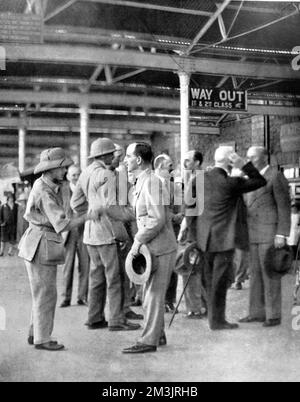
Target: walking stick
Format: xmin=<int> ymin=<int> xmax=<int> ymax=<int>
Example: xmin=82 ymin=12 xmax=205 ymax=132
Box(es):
xmin=168 ymin=266 xmax=195 ymax=328
xmin=169 ymin=242 xmax=204 ymax=329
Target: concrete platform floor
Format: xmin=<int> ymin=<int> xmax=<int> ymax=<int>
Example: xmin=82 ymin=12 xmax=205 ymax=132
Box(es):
xmin=1 ymin=255 xmax=300 ymax=382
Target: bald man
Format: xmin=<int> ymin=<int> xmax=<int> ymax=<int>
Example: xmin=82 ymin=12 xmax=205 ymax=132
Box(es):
xmin=191 ymin=147 xmax=267 ymax=330
xmin=240 ymin=147 xmax=291 ymax=327
xmin=60 ymin=165 xmax=90 ymax=307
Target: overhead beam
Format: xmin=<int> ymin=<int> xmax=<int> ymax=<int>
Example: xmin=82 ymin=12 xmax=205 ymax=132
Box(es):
xmin=0 ymin=90 xmax=299 ymax=116
xmin=223 ymin=4 xmax=288 ymax=15
xmin=80 ymin=0 xmax=213 ymax=17
xmin=186 ymin=0 xmax=232 ymax=55
xmin=3 ymin=44 xmax=299 ymax=80
xmin=0 ymin=117 xmax=220 ymax=135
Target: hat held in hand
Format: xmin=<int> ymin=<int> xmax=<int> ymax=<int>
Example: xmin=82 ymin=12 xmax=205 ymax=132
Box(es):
xmin=125 ymin=245 xmax=152 ymax=285
xmin=265 ymin=245 xmax=294 ymax=279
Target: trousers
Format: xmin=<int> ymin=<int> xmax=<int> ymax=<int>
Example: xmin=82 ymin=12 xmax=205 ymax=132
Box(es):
xmin=249 ymin=243 xmax=282 ymax=320
xmin=25 ymin=260 xmax=57 ymax=345
xmin=61 ymin=229 xmax=89 ymax=303
xmin=204 ymin=250 xmax=235 ymax=328
xmin=87 ymin=244 xmax=125 ymax=326
xmin=139 ymin=251 xmax=176 ymax=346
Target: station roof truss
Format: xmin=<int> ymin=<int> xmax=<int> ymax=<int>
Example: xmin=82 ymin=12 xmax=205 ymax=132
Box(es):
xmin=0 ymin=0 xmax=299 ymax=153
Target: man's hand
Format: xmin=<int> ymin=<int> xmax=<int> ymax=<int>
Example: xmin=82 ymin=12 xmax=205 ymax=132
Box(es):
xmin=87 ymin=207 xmax=106 ymax=221
xmin=274 ymin=235 xmax=287 ymax=249
xmin=229 ymin=153 xmax=245 ymax=171
xmin=131 ymin=240 xmax=142 ymax=257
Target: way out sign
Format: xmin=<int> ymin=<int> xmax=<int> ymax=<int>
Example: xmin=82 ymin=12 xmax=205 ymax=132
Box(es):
xmin=189 ymin=87 xmax=247 ymax=112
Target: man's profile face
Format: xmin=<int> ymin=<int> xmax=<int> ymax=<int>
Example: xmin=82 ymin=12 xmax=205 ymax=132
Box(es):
xmin=124 ymin=144 xmax=139 ymax=173
xmin=51 ymin=166 xmax=68 ymax=183
xmin=184 ymin=151 xmax=195 ymax=171
xmin=163 ymin=159 xmax=173 ymax=173
xmin=247 ymin=148 xmax=261 ymax=170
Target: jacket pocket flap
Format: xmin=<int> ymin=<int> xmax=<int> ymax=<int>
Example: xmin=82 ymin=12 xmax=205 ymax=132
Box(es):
xmin=44 ymin=232 xmax=62 ymax=243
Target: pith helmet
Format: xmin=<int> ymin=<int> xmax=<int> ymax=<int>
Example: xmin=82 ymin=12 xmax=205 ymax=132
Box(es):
xmin=34 ymin=148 xmax=73 ymax=175
xmin=88 ymin=138 xmax=116 ymax=159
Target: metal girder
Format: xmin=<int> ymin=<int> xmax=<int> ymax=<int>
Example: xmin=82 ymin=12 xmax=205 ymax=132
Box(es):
xmin=44 ymin=0 xmax=77 ymax=22
xmin=4 ymin=44 xmax=299 ymax=80
xmin=79 ymin=0 xmax=213 ymax=17
xmin=25 ymin=0 xmax=45 ymax=15
xmin=89 ymin=65 xmax=104 ymax=83
xmin=104 ymin=66 xmax=113 ymax=84
xmin=0 ymin=90 xmax=299 ymax=116
xmin=223 ymin=3 xmax=289 ymax=15
xmin=0 ymin=117 xmax=220 ymax=135
xmin=191 ymin=8 xmax=299 ymax=55
xmin=0 ymin=90 xmax=180 ymax=109
xmin=112 ymin=69 xmax=146 ymax=84
xmin=186 ymin=0 xmax=232 ymax=55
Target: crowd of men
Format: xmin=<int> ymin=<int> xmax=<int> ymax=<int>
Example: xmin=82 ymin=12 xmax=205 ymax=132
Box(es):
xmin=18 ymin=138 xmax=292 ymax=353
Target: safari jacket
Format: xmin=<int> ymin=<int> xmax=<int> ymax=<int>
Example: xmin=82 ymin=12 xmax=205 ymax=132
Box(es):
xmin=18 ymin=175 xmax=70 ymax=264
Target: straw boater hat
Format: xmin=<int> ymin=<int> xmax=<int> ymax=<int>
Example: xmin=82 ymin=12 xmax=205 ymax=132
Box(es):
xmin=34 ymin=148 xmax=73 ymax=175
xmin=88 ymin=138 xmax=116 ymax=159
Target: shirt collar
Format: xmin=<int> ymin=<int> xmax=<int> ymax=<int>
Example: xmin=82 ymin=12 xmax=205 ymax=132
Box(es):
xmin=260 ymin=165 xmax=270 ymax=175
xmin=41 ymin=174 xmax=60 ymax=194
xmin=92 ymin=160 xmax=107 ymax=170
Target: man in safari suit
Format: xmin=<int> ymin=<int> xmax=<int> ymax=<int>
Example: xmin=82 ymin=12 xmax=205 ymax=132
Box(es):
xmin=240 ymin=147 xmax=291 ymax=327
xmin=114 ymin=143 xmax=177 ymax=353
xmin=19 ymin=148 xmax=92 ymax=351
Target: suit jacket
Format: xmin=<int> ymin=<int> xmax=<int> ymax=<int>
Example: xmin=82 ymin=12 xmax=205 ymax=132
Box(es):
xmin=247 ymin=167 xmax=291 ymax=244
xmin=195 ymin=162 xmax=267 ymax=253
xmin=108 ymin=169 xmax=177 ymax=257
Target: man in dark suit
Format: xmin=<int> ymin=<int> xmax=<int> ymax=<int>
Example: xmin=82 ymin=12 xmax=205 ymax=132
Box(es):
xmin=240 ymin=147 xmax=291 ymax=327
xmin=193 ymin=147 xmax=267 ymax=330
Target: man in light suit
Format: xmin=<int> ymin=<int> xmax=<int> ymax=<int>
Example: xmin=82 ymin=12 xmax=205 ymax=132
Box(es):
xmin=240 ymin=147 xmax=291 ymax=327
xmin=194 ymin=147 xmax=267 ymax=330
xmin=120 ymin=143 xmax=178 ymax=353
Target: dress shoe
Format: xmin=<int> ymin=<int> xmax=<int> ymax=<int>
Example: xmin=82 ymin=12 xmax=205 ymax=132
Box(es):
xmin=109 ymin=321 xmax=141 ymax=331
xmin=35 ymin=341 xmax=64 ymax=351
xmin=87 ymin=320 xmax=108 ymax=330
xmin=125 ymin=310 xmax=144 ymax=320
xmin=60 ymin=300 xmax=71 ymax=308
xmin=165 ymin=303 xmax=177 ymax=313
xmin=158 ymin=333 xmax=167 ymax=347
xmin=131 ymin=300 xmax=142 ymax=307
xmin=239 ymin=316 xmax=265 ymax=323
xmin=122 ymin=343 xmax=157 ymax=354
xmin=186 ymin=311 xmax=202 ymax=319
xmin=263 ymin=319 xmax=281 ymax=328
xmin=28 ymin=336 xmax=34 ymax=345
xmin=77 ymin=299 xmax=87 ymax=306
xmin=211 ymin=322 xmax=239 ymax=331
